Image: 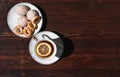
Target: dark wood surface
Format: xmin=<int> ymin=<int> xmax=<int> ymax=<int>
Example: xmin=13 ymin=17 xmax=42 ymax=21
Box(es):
xmin=1 ymin=0 xmax=120 ymax=77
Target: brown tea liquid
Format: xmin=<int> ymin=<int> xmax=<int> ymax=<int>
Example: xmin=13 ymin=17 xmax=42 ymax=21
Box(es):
xmin=35 ymin=41 xmax=54 ymax=58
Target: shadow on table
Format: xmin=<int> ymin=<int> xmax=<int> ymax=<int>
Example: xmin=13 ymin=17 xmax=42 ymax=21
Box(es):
xmin=34 ymin=4 xmax=47 ymax=31
xmin=62 ymin=37 xmax=74 ymax=58
xmin=53 ymin=32 xmax=74 ymax=59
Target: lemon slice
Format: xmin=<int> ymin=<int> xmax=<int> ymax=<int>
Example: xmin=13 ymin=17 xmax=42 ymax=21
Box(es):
xmin=36 ymin=41 xmax=53 ymax=57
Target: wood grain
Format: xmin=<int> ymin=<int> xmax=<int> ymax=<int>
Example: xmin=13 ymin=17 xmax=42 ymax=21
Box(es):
xmin=1 ymin=0 xmax=120 ymax=77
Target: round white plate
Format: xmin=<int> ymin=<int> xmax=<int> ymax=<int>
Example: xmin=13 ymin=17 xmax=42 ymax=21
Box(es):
xmin=29 ymin=31 xmax=64 ymax=65
xmin=7 ymin=2 xmax=43 ymax=38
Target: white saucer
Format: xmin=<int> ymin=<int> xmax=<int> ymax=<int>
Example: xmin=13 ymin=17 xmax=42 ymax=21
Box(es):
xmin=29 ymin=31 xmax=64 ymax=65
xmin=7 ymin=2 xmax=43 ymax=38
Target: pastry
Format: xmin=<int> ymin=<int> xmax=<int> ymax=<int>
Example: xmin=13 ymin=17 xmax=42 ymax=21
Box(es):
xmin=15 ymin=5 xmax=30 ymax=16
xmin=27 ymin=10 xmax=39 ymax=20
xmin=32 ymin=16 xmax=41 ymax=24
xmin=27 ymin=21 xmax=37 ymax=30
xmin=17 ymin=16 xmax=28 ymax=27
xmin=23 ymin=27 xmax=33 ymax=37
xmin=14 ymin=25 xmax=23 ymax=35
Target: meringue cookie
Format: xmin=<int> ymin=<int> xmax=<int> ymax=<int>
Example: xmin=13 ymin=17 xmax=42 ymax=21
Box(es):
xmin=15 ymin=5 xmax=30 ymax=15
xmin=17 ymin=16 xmax=28 ymax=27
xmin=27 ymin=10 xmax=39 ymax=20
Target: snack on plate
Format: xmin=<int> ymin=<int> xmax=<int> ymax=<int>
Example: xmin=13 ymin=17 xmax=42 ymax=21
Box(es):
xmin=14 ymin=25 xmax=23 ymax=35
xmin=27 ymin=21 xmax=37 ymax=30
xmin=17 ymin=16 xmax=28 ymax=27
xmin=32 ymin=16 xmax=41 ymax=24
xmin=23 ymin=27 xmax=33 ymax=37
xmin=14 ymin=5 xmax=41 ymax=37
xmin=15 ymin=5 xmax=30 ymax=15
xmin=27 ymin=10 xmax=39 ymax=20
xmin=32 ymin=22 xmax=38 ymax=29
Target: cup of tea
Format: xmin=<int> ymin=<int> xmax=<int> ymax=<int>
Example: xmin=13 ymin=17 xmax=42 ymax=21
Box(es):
xmin=29 ymin=31 xmax=64 ymax=65
xmin=34 ymin=34 xmax=57 ymax=59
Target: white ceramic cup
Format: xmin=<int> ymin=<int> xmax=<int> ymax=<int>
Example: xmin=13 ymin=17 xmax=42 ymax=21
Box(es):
xmin=33 ymin=34 xmax=57 ymax=59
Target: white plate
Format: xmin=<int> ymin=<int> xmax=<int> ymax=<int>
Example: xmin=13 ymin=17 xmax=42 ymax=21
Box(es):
xmin=7 ymin=2 xmax=43 ymax=38
xmin=29 ymin=31 xmax=64 ymax=65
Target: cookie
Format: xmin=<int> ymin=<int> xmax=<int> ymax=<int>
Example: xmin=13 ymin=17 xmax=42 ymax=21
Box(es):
xmin=23 ymin=27 xmax=33 ymax=37
xmin=17 ymin=16 xmax=28 ymax=27
xmin=27 ymin=10 xmax=39 ymax=20
xmin=14 ymin=25 xmax=23 ymax=35
xmin=15 ymin=5 xmax=30 ymax=16
xmin=32 ymin=16 xmax=41 ymax=24
xmin=27 ymin=21 xmax=37 ymax=30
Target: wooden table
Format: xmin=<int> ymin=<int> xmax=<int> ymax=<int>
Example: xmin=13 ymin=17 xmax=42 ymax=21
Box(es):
xmin=1 ymin=0 xmax=120 ymax=77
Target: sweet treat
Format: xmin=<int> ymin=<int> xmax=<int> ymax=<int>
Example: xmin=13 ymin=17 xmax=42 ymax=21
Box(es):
xmin=27 ymin=10 xmax=39 ymax=20
xmin=14 ymin=25 xmax=23 ymax=35
xmin=36 ymin=41 xmax=54 ymax=58
xmin=32 ymin=16 xmax=41 ymax=24
xmin=17 ymin=16 xmax=28 ymax=27
xmin=27 ymin=21 xmax=37 ymax=30
xmin=14 ymin=5 xmax=41 ymax=37
xmin=15 ymin=5 xmax=30 ymax=16
xmin=32 ymin=23 xmax=38 ymax=29
xmin=23 ymin=27 xmax=33 ymax=37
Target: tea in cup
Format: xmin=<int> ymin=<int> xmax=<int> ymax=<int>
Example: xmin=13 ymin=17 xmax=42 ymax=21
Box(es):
xmin=35 ymin=40 xmax=54 ymax=58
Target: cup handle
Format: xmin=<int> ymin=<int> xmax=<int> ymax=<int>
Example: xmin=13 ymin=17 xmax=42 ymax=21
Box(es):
xmin=32 ymin=34 xmax=52 ymax=42
xmin=42 ymin=34 xmax=53 ymax=40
